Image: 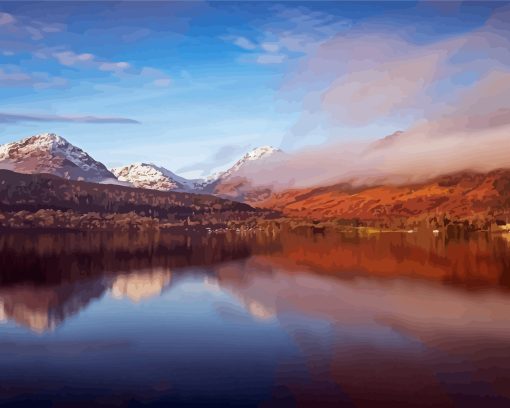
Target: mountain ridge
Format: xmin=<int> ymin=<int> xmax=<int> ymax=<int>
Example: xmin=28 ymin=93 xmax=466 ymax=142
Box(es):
xmin=0 ymin=133 xmax=283 ymax=196
xmin=2 ymin=132 xmax=510 ymax=229
xmin=111 ymin=145 xmax=283 ymax=197
xmin=111 ymin=162 xmax=201 ymax=192
xmin=0 ymin=133 xmax=118 ymax=184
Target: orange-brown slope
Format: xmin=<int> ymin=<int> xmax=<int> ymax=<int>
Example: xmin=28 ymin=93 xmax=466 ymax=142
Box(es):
xmin=252 ymin=170 xmax=510 ymax=223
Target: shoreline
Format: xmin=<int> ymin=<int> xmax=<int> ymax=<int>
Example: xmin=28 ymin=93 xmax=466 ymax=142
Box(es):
xmin=0 ymin=210 xmax=506 ymax=236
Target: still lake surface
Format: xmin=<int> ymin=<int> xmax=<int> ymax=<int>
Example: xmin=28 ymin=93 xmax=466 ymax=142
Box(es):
xmin=0 ymin=229 xmax=509 ymax=407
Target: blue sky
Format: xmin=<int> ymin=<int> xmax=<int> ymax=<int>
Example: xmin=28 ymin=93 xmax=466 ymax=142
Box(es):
xmin=0 ymin=1 xmax=506 ymax=177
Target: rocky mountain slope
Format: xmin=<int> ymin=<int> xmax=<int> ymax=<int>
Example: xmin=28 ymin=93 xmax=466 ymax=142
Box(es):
xmin=0 ymin=133 xmax=118 ymax=183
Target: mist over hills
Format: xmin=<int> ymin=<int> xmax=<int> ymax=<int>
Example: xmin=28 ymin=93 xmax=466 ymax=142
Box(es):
xmin=1 ymin=132 xmax=510 ymax=229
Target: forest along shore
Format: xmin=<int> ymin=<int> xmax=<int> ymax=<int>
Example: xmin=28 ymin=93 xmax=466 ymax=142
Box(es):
xmin=0 ymin=169 xmax=275 ymax=231
xmin=1 ymin=169 xmax=509 ymax=234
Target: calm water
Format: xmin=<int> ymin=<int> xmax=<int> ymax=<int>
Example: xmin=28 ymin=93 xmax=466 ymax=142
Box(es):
xmin=0 ymin=229 xmax=510 ymax=407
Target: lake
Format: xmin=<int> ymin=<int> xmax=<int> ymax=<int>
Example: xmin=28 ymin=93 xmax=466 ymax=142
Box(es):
xmin=0 ymin=229 xmax=509 ymax=407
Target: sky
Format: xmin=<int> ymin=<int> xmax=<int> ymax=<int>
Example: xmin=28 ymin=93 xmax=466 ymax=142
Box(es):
xmin=0 ymin=1 xmax=507 ymax=179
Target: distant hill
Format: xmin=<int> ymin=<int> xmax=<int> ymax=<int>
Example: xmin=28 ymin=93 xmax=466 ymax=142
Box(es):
xmin=0 ymin=169 xmax=264 ymax=230
xmin=253 ymin=170 xmax=510 ymax=228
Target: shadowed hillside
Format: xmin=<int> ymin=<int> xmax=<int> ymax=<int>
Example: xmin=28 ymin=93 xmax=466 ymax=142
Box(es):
xmin=0 ymin=170 xmax=270 ymax=230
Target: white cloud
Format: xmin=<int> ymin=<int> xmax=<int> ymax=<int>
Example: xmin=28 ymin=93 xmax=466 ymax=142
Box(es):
xmin=153 ymin=78 xmax=171 ymax=87
xmin=0 ymin=10 xmax=138 ymax=83
xmin=0 ymin=66 xmax=67 ymax=89
xmin=231 ymin=36 xmax=257 ymax=50
xmin=140 ymin=67 xmax=172 ymax=87
xmin=0 ymin=12 xmax=15 ymax=26
xmin=99 ymin=61 xmax=131 ymax=72
xmin=236 ymin=6 xmax=510 ymax=189
xmin=264 ymin=2 xmax=510 ymax=156
xmin=260 ymin=42 xmax=279 ymax=53
xmin=256 ymin=54 xmax=286 ymax=65
xmin=0 ymin=68 xmax=31 ymax=83
xmin=223 ymin=5 xmax=351 ymax=65
xmin=0 ymin=11 xmax=64 ymax=44
xmin=39 ymin=49 xmax=131 ymax=74
xmin=53 ymin=51 xmax=95 ymax=66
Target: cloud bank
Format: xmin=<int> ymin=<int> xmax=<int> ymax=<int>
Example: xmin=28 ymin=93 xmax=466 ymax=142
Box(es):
xmin=235 ymin=5 xmax=510 ymax=190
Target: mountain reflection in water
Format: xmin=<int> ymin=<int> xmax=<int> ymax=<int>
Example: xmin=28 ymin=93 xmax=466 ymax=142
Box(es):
xmin=0 ymin=229 xmax=509 ymax=407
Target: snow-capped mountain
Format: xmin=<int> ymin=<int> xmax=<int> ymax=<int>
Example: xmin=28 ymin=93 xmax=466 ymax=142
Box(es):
xmin=202 ymin=146 xmax=284 ymax=200
xmin=111 ymin=146 xmax=283 ymax=195
xmin=0 ymin=133 xmax=283 ymax=200
xmin=111 ymin=162 xmax=201 ymax=192
xmin=214 ymin=146 xmax=282 ymax=182
xmin=0 ymin=133 xmax=118 ymax=183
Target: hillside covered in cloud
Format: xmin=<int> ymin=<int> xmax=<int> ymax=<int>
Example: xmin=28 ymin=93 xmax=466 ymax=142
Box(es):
xmin=234 ymin=4 xmax=510 ymax=190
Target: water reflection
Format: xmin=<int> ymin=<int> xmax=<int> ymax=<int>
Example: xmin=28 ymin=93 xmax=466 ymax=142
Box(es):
xmin=111 ymin=269 xmax=172 ymax=303
xmin=0 ymin=230 xmax=509 ymax=407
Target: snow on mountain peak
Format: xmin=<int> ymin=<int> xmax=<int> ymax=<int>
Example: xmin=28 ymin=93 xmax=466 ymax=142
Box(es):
xmin=111 ymin=162 xmax=197 ymax=191
xmin=0 ymin=134 xmax=284 ymax=196
xmin=244 ymin=146 xmax=280 ymax=161
xmin=0 ymin=133 xmax=116 ymax=182
xmin=216 ymin=145 xmax=282 ymax=181
xmin=30 ymin=132 xmax=65 ymax=144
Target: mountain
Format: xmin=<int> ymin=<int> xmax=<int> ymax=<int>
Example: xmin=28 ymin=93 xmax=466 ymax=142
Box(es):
xmin=215 ymin=146 xmax=282 ymax=181
xmin=368 ymin=130 xmax=404 ymax=150
xmin=110 ymin=146 xmax=283 ymax=199
xmin=253 ymin=169 xmax=510 ymax=228
xmin=0 ymin=133 xmax=118 ymax=184
xmin=111 ymin=162 xmax=200 ymax=192
xmin=0 ymin=132 xmax=284 ymax=199
xmin=204 ymin=146 xmax=284 ymax=200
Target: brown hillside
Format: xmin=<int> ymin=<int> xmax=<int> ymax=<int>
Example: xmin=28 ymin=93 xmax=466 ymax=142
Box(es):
xmin=252 ymin=170 xmax=510 ymax=226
